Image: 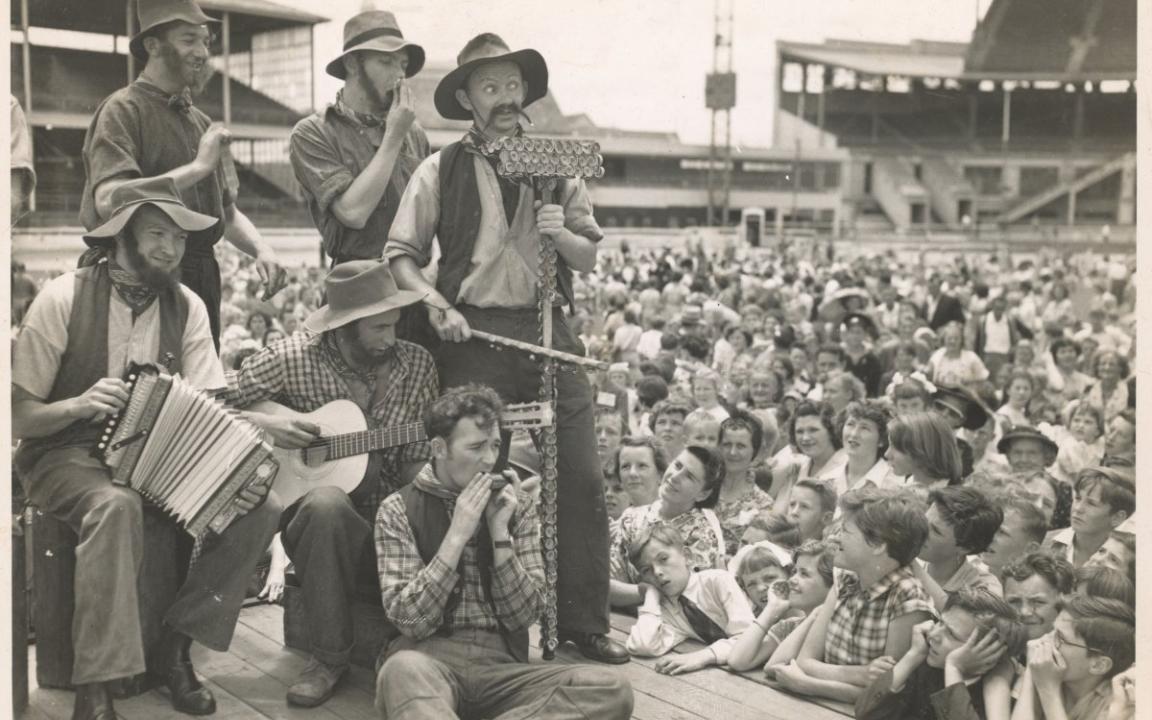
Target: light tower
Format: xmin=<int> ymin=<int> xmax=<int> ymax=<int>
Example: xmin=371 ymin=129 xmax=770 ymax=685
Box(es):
xmin=705 ymin=0 xmax=736 ymax=226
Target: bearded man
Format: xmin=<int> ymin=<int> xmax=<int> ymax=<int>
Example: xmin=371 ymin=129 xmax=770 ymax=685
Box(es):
xmin=289 ymin=11 xmax=429 ymax=267
xmin=80 ymin=0 xmax=287 ymax=348
xmin=13 ymin=178 xmax=280 ymax=720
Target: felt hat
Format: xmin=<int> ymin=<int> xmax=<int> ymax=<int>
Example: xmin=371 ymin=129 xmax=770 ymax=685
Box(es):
xmin=130 ymin=0 xmax=218 ymax=62
xmin=325 ymin=11 xmax=425 ymax=80
xmin=304 ymin=260 xmax=427 ymax=333
xmin=83 ymin=177 xmax=217 ymax=248
xmin=996 ymin=426 xmax=1058 ymax=457
xmin=434 ymin=33 xmax=548 ymax=121
xmin=932 ymin=384 xmax=991 ymax=431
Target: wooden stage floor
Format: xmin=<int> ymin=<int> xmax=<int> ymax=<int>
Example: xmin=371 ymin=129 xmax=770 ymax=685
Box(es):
xmin=21 ymin=605 xmax=853 ymax=720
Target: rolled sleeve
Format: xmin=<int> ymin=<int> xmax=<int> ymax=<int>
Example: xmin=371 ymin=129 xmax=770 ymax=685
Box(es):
xmin=12 ymin=274 xmax=73 ymax=400
xmin=375 ymin=496 xmax=459 ymax=639
xmin=561 ymin=177 xmax=603 ymax=242
xmin=384 ymin=154 xmax=441 ymax=268
xmin=289 ymin=117 xmax=355 ymax=214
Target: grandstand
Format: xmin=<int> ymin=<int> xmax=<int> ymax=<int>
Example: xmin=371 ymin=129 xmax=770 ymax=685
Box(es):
xmin=773 ymin=0 xmax=1136 ymax=234
xmin=11 ymin=0 xmax=327 ymax=229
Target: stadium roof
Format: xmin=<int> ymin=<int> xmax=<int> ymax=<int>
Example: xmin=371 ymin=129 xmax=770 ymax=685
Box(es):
xmin=13 ymin=0 xmax=327 ymax=40
xmin=964 ymin=0 xmax=1135 ymax=80
xmin=778 ymin=40 xmax=967 ymax=79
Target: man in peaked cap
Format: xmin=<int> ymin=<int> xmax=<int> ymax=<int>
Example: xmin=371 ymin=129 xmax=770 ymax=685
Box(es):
xmin=81 ymin=0 xmax=287 ymax=349
xmin=12 ymin=178 xmax=280 ymax=720
xmin=223 ymin=260 xmax=439 ymax=706
xmin=289 ymin=10 xmax=430 ymax=267
xmin=386 ymin=35 xmax=628 ymax=664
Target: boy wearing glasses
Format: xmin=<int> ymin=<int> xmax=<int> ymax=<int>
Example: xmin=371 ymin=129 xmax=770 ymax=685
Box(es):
xmin=1012 ymin=595 xmax=1134 ymax=720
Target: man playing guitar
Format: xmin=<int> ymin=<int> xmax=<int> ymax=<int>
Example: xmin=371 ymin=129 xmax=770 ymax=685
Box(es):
xmin=224 ymin=259 xmax=439 ymax=708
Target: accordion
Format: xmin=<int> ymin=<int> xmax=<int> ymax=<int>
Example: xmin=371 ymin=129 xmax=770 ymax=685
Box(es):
xmin=95 ymin=363 xmax=279 ymax=536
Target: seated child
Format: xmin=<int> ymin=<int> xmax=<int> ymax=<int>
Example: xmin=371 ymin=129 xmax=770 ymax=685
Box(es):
xmin=786 ymin=479 xmax=837 ymax=542
xmin=1002 ymin=552 xmax=1075 ymax=643
xmin=1073 ymin=565 xmax=1134 ymax=608
xmin=856 ymin=587 xmax=1027 ymax=720
xmin=626 ymin=525 xmax=755 ymax=674
xmin=728 ymin=542 xmax=793 ymax=613
xmin=1012 ymin=595 xmax=1134 ymax=720
xmin=775 ymin=487 xmax=934 ymax=703
xmin=729 ymin=540 xmax=835 ymax=672
xmin=914 ymin=486 xmax=1005 ymax=611
xmin=740 ymin=511 xmax=801 ymax=549
xmin=979 ymin=495 xmax=1048 ymax=580
xmin=683 ymin=408 xmax=722 ymax=450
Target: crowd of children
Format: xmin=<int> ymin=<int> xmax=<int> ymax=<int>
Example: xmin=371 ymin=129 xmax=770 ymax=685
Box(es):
xmin=582 ymin=242 xmax=1136 ymax=719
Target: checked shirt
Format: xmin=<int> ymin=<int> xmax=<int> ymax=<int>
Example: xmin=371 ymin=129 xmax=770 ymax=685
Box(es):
xmin=374 ymin=464 xmax=545 ymax=639
xmin=223 ymin=332 xmax=439 ymax=520
xmin=824 ymin=565 xmax=934 ymax=666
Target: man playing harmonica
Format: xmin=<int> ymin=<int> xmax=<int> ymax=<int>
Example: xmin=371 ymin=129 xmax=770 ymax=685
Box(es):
xmin=289 ymin=10 xmax=429 ymax=267
xmin=12 ymin=178 xmax=280 ymax=720
xmin=374 ymin=385 xmax=633 ymax=718
xmin=386 ymin=33 xmax=626 ymax=664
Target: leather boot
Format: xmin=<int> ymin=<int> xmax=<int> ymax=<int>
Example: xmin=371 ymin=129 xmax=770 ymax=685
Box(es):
xmin=71 ymin=681 xmax=118 ymax=720
xmin=557 ymin=629 xmax=630 ymax=664
xmin=150 ymin=627 xmax=217 ymax=716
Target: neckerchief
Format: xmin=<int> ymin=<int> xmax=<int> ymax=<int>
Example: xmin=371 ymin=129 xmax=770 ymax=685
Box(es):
xmin=319 ymin=331 xmax=378 ymax=387
xmin=463 ymin=125 xmax=527 ymax=220
xmin=334 ymin=89 xmax=388 ymax=147
xmin=107 ymin=256 xmax=158 ymax=317
xmin=136 ymin=80 xmax=194 ymax=114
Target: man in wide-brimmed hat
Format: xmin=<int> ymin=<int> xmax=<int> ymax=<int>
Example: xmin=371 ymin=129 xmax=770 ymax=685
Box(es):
xmin=225 ymin=259 xmax=439 ymax=707
xmin=13 ymin=177 xmax=281 ymax=720
xmin=290 ymin=10 xmax=430 ymax=267
xmin=385 ymin=34 xmax=629 ymax=667
xmin=81 ymin=0 xmax=286 ymax=349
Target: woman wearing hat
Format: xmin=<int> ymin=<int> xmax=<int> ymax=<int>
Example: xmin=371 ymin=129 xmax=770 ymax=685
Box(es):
xmin=839 ymin=312 xmax=883 ymax=397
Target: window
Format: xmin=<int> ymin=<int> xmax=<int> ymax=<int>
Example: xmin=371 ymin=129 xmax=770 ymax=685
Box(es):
xmin=1019 ymin=166 xmax=1060 ymax=197
xmin=964 ymin=166 xmax=1004 ymax=196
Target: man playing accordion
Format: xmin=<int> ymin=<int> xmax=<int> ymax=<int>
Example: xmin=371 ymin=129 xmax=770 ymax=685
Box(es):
xmin=12 ymin=177 xmax=280 ymax=720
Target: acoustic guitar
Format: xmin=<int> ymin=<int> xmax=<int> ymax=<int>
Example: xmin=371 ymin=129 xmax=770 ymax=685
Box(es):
xmin=249 ymin=399 xmax=552 ymax=507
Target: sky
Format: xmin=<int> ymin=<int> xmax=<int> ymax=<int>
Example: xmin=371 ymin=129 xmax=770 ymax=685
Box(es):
xmin=280 ymin=0 xmax=992 ymax=149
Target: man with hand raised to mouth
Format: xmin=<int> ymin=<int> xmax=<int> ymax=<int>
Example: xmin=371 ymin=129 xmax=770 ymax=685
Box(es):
xmin=290 ymin=10 xmax=430 ymax=267
xmin=386 ymin=34 xmax=627 ymax=664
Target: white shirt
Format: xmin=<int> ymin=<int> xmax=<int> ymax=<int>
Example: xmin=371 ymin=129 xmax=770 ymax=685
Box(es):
xmin=13 ymin=271 xmax=225 ymax=399
xmin=983 ymin=312 xmax=1012 ymax=355
xmin=626 ymin=569 xmax=754 ymax=662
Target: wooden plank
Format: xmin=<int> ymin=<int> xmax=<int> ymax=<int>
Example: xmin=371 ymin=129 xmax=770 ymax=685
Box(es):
xmin=190 ymin=644 xmax=348 ymax=720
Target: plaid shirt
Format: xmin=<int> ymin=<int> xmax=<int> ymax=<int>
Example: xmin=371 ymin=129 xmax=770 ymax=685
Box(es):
xmin=222 ymin=332 xmax=439 ymax=520
xmin=824 ymin=565 xmax=934 ymax=666
xmin=374 ymin=464 xmax=545 ymax=639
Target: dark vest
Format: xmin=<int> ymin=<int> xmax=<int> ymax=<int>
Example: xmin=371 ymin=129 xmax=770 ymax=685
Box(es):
xmin=384 ymin=482 xmax=530 ymax=664
xmin=14 ymin=262 xmax=188 ymax=477
xmin=436 ymin=141 xmax=576 ymax=311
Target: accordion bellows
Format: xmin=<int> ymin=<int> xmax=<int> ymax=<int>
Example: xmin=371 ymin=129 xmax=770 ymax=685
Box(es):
xmin=96 ymin=364 xmax=278 ymax=536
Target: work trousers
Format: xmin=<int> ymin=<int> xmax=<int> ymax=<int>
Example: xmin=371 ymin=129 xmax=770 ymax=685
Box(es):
xmin=279 ymin=486 xmax=376 ymax=666
xmin=24 ymin=447 xmax=281 ymax=684
xmin=376 ymin=629 xmax=633 ymax=720
xmin=436 ymin=305 xmax=610 ymax=635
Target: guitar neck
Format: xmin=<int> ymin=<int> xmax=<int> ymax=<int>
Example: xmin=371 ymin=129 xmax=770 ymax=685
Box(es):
xmin=321 ymin=422 xmax=427 ymax=461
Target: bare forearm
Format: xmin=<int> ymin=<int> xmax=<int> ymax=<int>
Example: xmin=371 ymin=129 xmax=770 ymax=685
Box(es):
xmin=552 ymin=229 xmax=597 ymax=272
xmin=390 ymin=256 xmax=448 ymax=309
xmin=795 ymin=670 xmax=865 ymax=703
xmin=330 ymin=136 xmax=405 ymax=229
xmin=223 ymin=206 xmax=272 ymax=259
xmin=798 ymin=658 xmax=870 ymax=686
xmin=13 ymin=398 xmax=85 ymax=440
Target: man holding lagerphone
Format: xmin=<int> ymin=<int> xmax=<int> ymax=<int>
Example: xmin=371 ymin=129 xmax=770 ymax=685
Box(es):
xmin=289 ymin=10 xmax=430 ymax=268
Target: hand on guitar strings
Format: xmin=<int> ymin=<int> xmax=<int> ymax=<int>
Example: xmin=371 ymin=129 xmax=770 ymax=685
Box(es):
xmin=246 ymin=411 xmax=321 ymax=449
